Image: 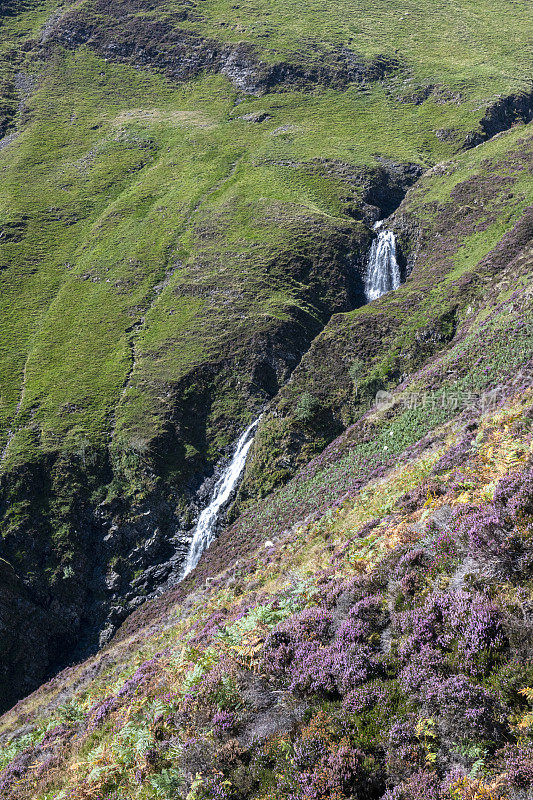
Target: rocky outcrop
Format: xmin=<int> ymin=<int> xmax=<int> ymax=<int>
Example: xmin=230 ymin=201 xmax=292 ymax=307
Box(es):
xmin=287 ymin=158 xmax=424 ymax=225
xmin=0 ymin=560 xmax=59 ymax=712
xmin=40 ymin=0 xmax=399 ymax=94
xmin=464 ymin=86 xmax=533 ymax=148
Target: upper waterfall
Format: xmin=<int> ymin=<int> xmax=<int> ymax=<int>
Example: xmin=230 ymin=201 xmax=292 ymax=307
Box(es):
xmin=364 ymin=221 xmax=401 ymax=302
xmin=181 ymin=417 xmax=260 ymax=579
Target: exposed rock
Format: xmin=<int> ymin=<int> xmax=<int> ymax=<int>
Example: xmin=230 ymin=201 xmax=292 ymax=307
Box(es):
xmin=0 ymin=560 xmax=58 ymax=713
xmin=40 ymin=0 xmax=399 ymax=95
xmin=238 ymin=111 xmax=272 ymax=122
xmin=429 ymin=503 xmax=453 ymax=530
xmin=463 ymin=87 xmax=533 ymax=148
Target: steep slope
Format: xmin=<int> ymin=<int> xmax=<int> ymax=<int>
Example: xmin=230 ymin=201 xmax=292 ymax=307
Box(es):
xmin=0 ymin=229 xmax=531 ymax=798
xmin=238 ymin=124 xmax=533 ymax=502
xmin=0 ymin=0 xmax=532 ymax=710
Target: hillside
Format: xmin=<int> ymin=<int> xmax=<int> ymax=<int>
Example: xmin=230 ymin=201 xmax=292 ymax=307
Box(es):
xmin=1 ymin=282 xmax=532 ymax=799
xmin=0 ymin=0 xmax=532 ymax=797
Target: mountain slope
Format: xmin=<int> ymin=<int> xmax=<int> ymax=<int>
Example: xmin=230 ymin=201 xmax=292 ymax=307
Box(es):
xmin=0 ymin=263 xmax=531 ymax=799
xmin=238 ymin=124 xmax=533 ymax=503
xmin=0 ymin=0 xmax=531 ymax=730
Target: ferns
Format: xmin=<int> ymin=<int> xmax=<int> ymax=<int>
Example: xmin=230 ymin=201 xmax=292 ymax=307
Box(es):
xmin=180 ymin=648 xmax=218 ymax=696
xmin=217 ymin=595 xmax=305 ymax=648
xmin=0 ymin=698 xmax=85 ymax=772
xmin=55 ymin=699 xmax=86 ymax=724
xmin=0 ymin=731 xmax=36 ymax=771
xmin=115 ymin=720 xmax=153 ymax=765
xmin=150 ymin=698 xmax=171 ymax=722
xmin=520 ymin=686 xmax=533 ymax=703
xmin=148 ymin=767 xmax=184 ymax=798
xmin=517 ymin=686 xmax=533 ymax=733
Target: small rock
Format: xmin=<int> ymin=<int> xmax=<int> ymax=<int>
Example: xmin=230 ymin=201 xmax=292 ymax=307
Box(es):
xmin=105 ymin=571 xmax=121 ymax=591
xmin=239 ymin=111 xmax=271 ymax=123
xmin=430 ymin=504 xmax=453 ymax=530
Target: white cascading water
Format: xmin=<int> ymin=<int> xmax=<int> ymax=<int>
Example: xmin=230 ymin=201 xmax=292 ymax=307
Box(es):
xmin=364 ymin=221 xmax=401 ymax=301
xmin=181 ymin=417 xmax=260 ymax=578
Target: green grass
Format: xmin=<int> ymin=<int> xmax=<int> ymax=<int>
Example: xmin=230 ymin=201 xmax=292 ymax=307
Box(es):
xmin=168 ymin=0 xmax=532 ymax=98
xmin=0 ymin=0 xmax=531 ymax=470
xmin=0 ymin=43 xmax=505 ymax=465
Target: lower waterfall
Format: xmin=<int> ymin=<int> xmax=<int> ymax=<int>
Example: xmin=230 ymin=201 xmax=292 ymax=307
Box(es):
xmin=181 ymin=417 xmax=261 ymax=578
xmin=364 ymin=221 xmax=401 ymax=301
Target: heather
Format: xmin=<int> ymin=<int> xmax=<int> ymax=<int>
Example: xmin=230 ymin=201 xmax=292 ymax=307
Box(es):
xmin=0 ymin=381 xmax=531 ymax=800
xmin=0 ymin=0 xmax=532 ymax=795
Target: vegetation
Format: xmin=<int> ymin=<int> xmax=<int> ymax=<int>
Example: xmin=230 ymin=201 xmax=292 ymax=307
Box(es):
xmin=0 ymin=0 xmax=531 ymax=797
xmin=0 ymin=375 xmax=532 ymax=799
xmin=238 ymin=122 xmax=533 ymax=501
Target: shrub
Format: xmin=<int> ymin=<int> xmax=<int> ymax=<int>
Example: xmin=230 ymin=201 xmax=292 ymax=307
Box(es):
xmin=349 ymin=358 xmax=365 ymax=391
xmin=263 ymin=600 xmax=385 ymax=697
xmin=453 ymin=505 xmax=522 ymax=565
xmin=396 ymin=590 xmax=507 ymax=678
xmin=263 ymin=607 xmax=334 ymax=675
xmin=295 ymin=743 xmax=367 ymax=800
xmin=452 ymin=464 xmax=533 ymax=570
xmin=295 ymin=392 xmax=322 ymax=423
xmin=212 ymin=710 xmax=238 ymax=738
xmin=493 ymin=466 xmax=533 ymax=521
xmin=386 ymin=719 xmax=425 ymax=783
xmin=501 ymin=743 xmax=533 ymax=789
xmin=381 ymin=769 xmax=441 ymax=800
xmin=418 ymin=674 xmax=504 ymax=741
xmin=432 ymin=433 xmax=474 ymax=474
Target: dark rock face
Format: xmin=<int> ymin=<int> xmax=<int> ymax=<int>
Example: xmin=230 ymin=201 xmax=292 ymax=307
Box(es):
xmin=364 ymin=159 xmax=424 ymax=218
xmin=0 ymin=560 xmax=58 ymax=712
xmin=292 ymin=158 xmax=424 ymax=226
xmin=463 ymin=87 xmax=533 ymax=148
xmin=40 ymin=0 xmax=399 ymax=94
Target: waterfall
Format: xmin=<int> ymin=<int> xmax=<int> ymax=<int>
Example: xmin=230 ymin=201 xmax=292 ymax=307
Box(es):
xmin=181 ymin=417 xmax=260 ymax=578
xmin=364 ymin=221 xmax=401 ymax=301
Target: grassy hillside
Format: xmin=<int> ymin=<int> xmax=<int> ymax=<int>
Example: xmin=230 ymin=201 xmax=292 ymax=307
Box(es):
xmin=0 ymin=0 xmax=531 ymax=743
xmin=0 ymin=0 xmax=531 ymax=470
xmin=0 ymin=49 xmax=521 ymax=467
